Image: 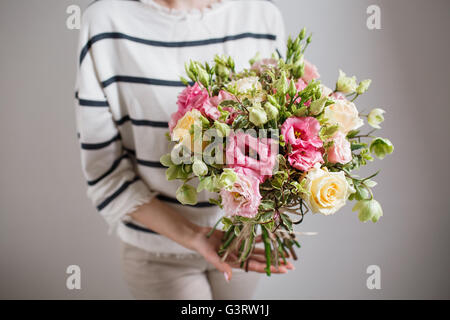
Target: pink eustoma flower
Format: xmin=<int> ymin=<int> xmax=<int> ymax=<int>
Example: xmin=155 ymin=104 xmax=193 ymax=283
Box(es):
xmin=225 ymin=131 xmax=277 ymax=182
xmin=220 ymin=172 xmax=261 ymax=218
xmin=281 ymin=116 xmax=324 ymax=171
xmin=302 ymin=60 xmax=320 ymax=83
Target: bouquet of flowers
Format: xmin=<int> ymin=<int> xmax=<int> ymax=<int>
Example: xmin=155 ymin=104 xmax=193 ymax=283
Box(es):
xmin=161 ymin=28 xmax=394 ymax=275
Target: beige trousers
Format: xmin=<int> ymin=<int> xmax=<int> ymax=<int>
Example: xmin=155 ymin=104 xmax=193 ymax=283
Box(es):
xmin=120 ymin=241 xmax=261 ymax=300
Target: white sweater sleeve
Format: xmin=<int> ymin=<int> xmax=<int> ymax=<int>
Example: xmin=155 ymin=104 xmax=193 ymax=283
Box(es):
xmin=74 ymin=13 xmax=158 ymax=231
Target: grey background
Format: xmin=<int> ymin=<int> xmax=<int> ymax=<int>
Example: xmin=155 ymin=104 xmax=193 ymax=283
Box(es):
xmin=0 ymin=0 xmax=449 ymax=299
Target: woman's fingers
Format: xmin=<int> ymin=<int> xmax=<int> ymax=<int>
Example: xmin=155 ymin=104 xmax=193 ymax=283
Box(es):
xmin=247 ymin=253 xmax=295 ymax=270
xmin=246 ymin=259 xmax=290 ymax=274
xmin=206 ymin=252 xmax=233 ymax=281
xmin=252 ymin=246 xmax=290 ymax=258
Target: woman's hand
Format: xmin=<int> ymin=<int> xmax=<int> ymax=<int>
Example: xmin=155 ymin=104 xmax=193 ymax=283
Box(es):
xmin=129 ymin=198 xmax=294 ymax=281
xmin=189 ymin=226 xmax=295 ymax=281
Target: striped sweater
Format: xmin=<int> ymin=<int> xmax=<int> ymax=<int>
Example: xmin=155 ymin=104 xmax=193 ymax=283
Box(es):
xmin=74 ymin=0 xmax=286 ymax=254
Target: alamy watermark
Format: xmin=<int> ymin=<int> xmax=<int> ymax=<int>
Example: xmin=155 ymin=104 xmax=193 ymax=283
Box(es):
xmin=366 ymin=264 xmax=381 ymax=290
xmin=66 ymin=265 xmax=81 ymax=290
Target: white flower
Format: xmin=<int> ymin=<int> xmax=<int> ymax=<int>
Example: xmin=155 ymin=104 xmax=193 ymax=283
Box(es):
xmin=367 ymin=108 xmax=385 ymax=129
xmin=302 ymin=163 xmax=352 ymax=216
xmin=230 ymin=76 xmax=261 ymax=93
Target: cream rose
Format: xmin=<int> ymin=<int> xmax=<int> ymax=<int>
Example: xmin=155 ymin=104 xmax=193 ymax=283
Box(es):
xmin=302 ymin=164 xmax=352 ymax=215
xmin=324 ymin=99 xmax=364 ymax=134
xmin=171 ymin=109 xmax=202 ymax=150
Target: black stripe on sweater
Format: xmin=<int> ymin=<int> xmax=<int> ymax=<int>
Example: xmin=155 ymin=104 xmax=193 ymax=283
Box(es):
xmin=115 ymin=114 xmax=169 ymax=128
xmin=80 ymin=32 xmax=277 ymax=65
xmin=81 ymin=133 xmax=121 ymax=150
xmin=97 ymin=176 xmax=140 ymax=211
xmin=102 ymin=75 xmax=188 ymax=88
xmin=75 ymin=92 xmax=109 ymax=107
xmin=136 ymin=158 xmax=165 ymax=168
xmin=123 ymin=221 xmax=158 ymax=234
xmin=87 ymin=153 xmax=130 ymax=186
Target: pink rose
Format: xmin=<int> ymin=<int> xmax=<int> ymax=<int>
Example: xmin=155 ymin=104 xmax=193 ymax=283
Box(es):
xmin=169 ymin=82 xmax=220 ymax=132
xmin=302 ymin=60 xmax=320 ymax=83
xmin=281 ymin=116 xmax=324 ymax=171
xmin=327 ymin=131 xmax=352 ymax=164
xmin=225 ymin=131 xmax=277 ymax=182
xmin=220 ymin=172 xmax=261 ymax=218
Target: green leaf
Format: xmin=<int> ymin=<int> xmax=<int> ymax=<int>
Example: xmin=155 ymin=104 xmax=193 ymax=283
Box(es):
xmin=176 ymin=184 xmax=198 ymax=205
xmin=160 ymin=153 xmax=174 ymax=167
xmin=165 ymin=165 xmax=180 ymax=180
xmin=351 ymin=142 xmax=367 ymax=151
xmin=261 ymin=226 xmax=272 ymax=276
xmin=280 ymin=213 xmax=293 ymax=232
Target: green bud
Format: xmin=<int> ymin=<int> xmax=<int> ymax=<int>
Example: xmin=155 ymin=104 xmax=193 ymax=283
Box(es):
xmin=370 ymin=137 xmax=394 ymax=159
xmin=299 ymin=28 xmax=306 ymax=40
xmin=276 ymin=71 xmax=288 ymax=95
xmin=264 ymin=102 xmax=279 ymax=120
xmin=309 ymin=96 xmax=328 ymax=116
xmin=356 ymin=79 xmax=372 ymax=94
xmin=249 ymin=105 xmax=268 ymax=126
xmin=336 ymin=69 xmax=358 ymax=94
xmin=352 ymin=199 xmax=383 ymax=223
xmin=267 ymin=95 xmax=280 ymax=108
xmin=215 ymin=64 xmax=229 ymax=78
xmin=227 ymin=56 xmax=235 ymax=70
xmin=176 ymin=184 xmax=198 ymax=205
xmin=180 ymin=76 xmax=189 ymax=86
xmin=293 ymin=105 xmax=307 ymax=117
xmin=288 ymin=79 xmax=297 ymax=98
xmin=214 ymin=120 xmax=231 ymax=137
xmin=219 ymin=168 xmax=237 ymax=189
xmin=198 ymin=68 xmax=209 ymax=88
xmin=367 ymin=108 xmax=385 ymax=129
xmin=192 ymin=159 xmax=208 ymax=176
xmin=184 ymin=62 xmax=195 ymax=80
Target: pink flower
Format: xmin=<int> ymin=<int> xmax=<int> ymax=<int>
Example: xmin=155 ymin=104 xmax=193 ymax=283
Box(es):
xmin=281 ymin=116 xmax=324 ymax=171
xmin=250 ymin=58 xmax=278 ymax=74
xmin=169 ymin=82 xmax=220 ymax=132
xmin=331 ymin=91 xmax=346 ymax=100
xmin=225 ymin=131 xmax=277 ymax=182
xmin=327 ymin=131 xmax=352 ymax=164
xmin=210 ymin=90 xmax=239 ymax=124
xmin=295 ymin=78 xmax=308 ymax=92
xmin=220 ymin=172 xmax=261 ymax=218
xmin=302 ymin=60 xmax=320 ymax=83
xmin=288 ymin=145 xmax=324 ymax=172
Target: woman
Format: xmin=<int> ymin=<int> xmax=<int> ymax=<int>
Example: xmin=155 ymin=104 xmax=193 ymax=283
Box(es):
xmin=74 ymin=0 xmax=293 ymax=299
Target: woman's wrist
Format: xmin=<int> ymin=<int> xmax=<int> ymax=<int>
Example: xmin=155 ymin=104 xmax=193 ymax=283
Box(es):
xmin=128 ymin=198 xmax=205 ymax=252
